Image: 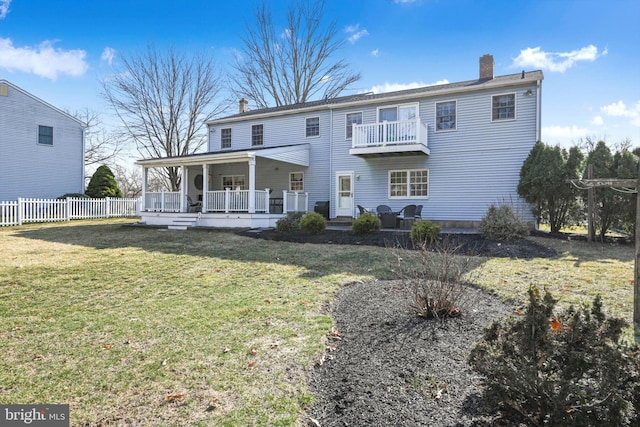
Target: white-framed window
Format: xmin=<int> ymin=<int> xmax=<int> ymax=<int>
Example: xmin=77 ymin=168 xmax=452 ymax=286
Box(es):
xmin=305 ymin=117 xmax=320 ymax=137
xmin=289 ymin=172 xmax=304 ymax=191
xmin=377 ymin=103 xmax=418 ymax=122
xmin=388 ymin=169 xmax=429 ymax=198
xmin=38 ymin=125 xmax=53 ymax=145
xmin=492 ymin=93 xmax=515 ymax=121
xmin=251 ymin=124 xmax=263 ymax=146
xmin=345 ymin=112 xmax=362 ymax=139
xmin=221 ymin=128 xmax=232 ymax=149
xmin=435 ymin=100 xmax=456 ymax=131
xmin=222 ymin=175 xmax=246 ymax=190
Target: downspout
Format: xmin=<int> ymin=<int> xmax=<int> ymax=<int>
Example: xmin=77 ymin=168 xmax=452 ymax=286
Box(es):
xmin=328 ymin=106 xmax=333 ymax=219
xmin=536 ymin=79 xmax=542 ymax=141
xmin=81 ymin=126 xmax=86 ymax=193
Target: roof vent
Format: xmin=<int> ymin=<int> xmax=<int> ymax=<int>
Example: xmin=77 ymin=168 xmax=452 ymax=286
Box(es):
xmin=0 ymin=84 xmax=7 ymax=97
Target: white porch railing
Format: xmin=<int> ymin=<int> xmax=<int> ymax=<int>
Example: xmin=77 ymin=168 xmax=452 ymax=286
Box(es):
xmin=145 ymin=192 xmax=181 ymax=212
xmin=204 ymin=189 xmax=270 ymax=213
xmin=283 ymin=191 xmax=308 ymax=212
xmin=0 ymin=197 xmax=141 ymax=226
xmin=352 ymin=119 xmax=428 ymax=148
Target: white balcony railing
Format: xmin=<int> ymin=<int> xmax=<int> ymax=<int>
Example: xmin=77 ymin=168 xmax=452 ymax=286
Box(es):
xmin=204 ymin=189 xmax=269 ymax=213
xmin=352 ymin=119 xmax=428 ymax=149
xmin=145 ymin=192 xmax=181 ymax=212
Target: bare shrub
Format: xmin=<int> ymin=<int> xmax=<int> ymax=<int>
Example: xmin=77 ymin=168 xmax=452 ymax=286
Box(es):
xmin=392 ymin=238 xmax=477 ymax=319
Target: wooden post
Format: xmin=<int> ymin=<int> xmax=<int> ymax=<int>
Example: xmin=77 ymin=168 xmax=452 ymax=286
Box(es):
xmin=587 ymin=164 xmax=594 ymax=243
xmin=635 ymin=162 xmax=640 ymax=324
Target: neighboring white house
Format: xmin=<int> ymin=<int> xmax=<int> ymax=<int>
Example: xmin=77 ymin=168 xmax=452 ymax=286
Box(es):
xmin=0 ymin=80 xmax=85 ymax=200
xmin=137 ymin=55 xmax=543 ymax=229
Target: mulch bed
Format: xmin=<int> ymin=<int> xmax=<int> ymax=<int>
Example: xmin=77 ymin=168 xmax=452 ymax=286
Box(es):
xmin=238 ymin=228 xmax=559 ymax=426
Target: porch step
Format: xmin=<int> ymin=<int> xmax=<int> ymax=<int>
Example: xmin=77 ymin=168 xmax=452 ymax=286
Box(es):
xmin=167 ymin=215 xmax=199 ymax=231
xmin=327 ymin=217 xmax=353 ymax=227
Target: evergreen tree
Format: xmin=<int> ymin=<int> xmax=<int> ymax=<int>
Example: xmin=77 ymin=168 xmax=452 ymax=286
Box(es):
xmin=86 ymin=165 xmax=123 ymax=198
xmin=518 ymin=141 xmax=584 ymax=233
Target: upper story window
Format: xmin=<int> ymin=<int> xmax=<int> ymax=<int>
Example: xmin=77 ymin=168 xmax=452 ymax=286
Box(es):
xmin=251 ymin=124 xmax=263 ymax=146
xmin=346 ymin=112 xmax=362 ymax=139
xmin=38 ymin=125 xmax=53 ymax=145
xmin=289 ymin=172 xmax=304 ymax=191
xmin=221 ymin=128 xmax=231 ymax=149
xmin=389 ymin=169 xmax=429 ymax=198
xmin=306 ymin=117 xmax=319 ymax=137
xmin=492 ymin=94 xmax=515 ymax=121
xmin=435 ymin=101 xmax=456 ymax=131
xmin=378 ymin=103 xmax=418 ymax=122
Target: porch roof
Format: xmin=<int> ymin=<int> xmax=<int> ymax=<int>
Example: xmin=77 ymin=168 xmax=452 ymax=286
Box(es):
xmin=136 ymin=143 xmax=310 ymax=168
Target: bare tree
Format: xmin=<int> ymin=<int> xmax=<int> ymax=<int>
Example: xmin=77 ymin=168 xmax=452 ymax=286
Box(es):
xmin=69 ymin=108 xmax=122 ymax=172
xmin=102 ymin=45 xmax=226 ymax=190
xmin=232 ymin=0 xmax=361 ymax=108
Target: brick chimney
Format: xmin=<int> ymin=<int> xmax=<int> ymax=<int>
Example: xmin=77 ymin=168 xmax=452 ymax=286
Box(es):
xmin=239 ymin=98 xmax=249 ymax=113
xmin=479 ymin=54 xmax=494 ymax=80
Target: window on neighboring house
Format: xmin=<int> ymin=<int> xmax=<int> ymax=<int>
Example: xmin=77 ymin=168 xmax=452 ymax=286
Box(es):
xmin=389 ymin=169 xmax=429 ymax=198
xmin=345 ymin=112 xmax=362 ymax=139
xmin=38 ymin=125 xmax=53 ymax=145
xmin=492 ymin=94 xmax=515 ymax=121
xmin=289 ymin=172 xmax=304 ymax=191
xmin=252 ymin=124 xmax=263 ymax=146
xmin=436 ymin=101 xmax=456 ymax=131
xmin=221 ymin=128 xmax=231 ymax=149
xmin=306 ymin=117 xmax=319 ymax=137
xmin=222 ymin=175 xmax=246 ymax=190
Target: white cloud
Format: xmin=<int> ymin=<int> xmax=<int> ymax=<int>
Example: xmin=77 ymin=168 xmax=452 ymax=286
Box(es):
xmin=601 ymin=100 xmax=640 ymax=127
xmin=101 ymin=47 xmax=116 ymax=65
xmin=513 ymin=45 xmax=601 ymax=72
xmin=590 ymin=115 xmax=604 ymax=126
xmin=371 ymin=49 xmax=379 ymax=57
xmin=394 ymin=0 xmax=417 ymax=3
xmin=0 ymin=0 xmax=11 ymax=19
xmin=0 ymin=37 xmax=89 ymax=80
xmin=366 ymin=79 xmax=449 ymax=94
xmin=345 ymin=24 xmax=369 ymax=44
xmin=542 ymin=125 xmax=591 ymax=142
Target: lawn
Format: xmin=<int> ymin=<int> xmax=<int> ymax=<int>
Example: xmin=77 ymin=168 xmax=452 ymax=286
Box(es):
xmin=0 ymin=219 xmax=636 ymax=425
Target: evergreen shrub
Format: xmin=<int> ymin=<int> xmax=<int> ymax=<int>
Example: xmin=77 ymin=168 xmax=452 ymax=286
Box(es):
xmin=478 ymin=203 xmax=529 ymax=241
xmin=410 ymin=220 xmax=441 ymax=246
xmin=300 ymin=212 xmax=327 ymax=235
xmin=276 ymin=211 xmax=305 ymax=233
xmin=352 ymin=213 xmax=381 ymax=235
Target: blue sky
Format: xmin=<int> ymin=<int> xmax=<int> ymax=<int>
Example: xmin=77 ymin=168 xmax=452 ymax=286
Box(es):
xmin=1 ymin=0 xmax=639 ymax=159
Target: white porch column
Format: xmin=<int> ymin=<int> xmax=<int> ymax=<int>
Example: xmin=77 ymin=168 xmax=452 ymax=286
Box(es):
xmin=248 ymin=157 xmax=256 ymax=213
xmin=141 ymin=166 xmax=148 ymax=211
xmin=180 ymin=165 xmax=187 ymax=212
xmin=202 ymin=163 xmax=208 ymax=213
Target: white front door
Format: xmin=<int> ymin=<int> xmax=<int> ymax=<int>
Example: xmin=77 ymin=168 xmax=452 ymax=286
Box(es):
xmin=335 ymin=171 xmax=354 ymax=217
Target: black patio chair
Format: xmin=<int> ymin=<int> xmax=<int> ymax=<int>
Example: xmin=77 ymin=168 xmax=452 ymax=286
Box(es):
xmin=186 ymin=195 xmax=202 ymax=213
xmin=397 ymin=204 xmax=417 ymax=228
xmin=357 ymin=205 xmax=370 ymax=216
xmin=376 ymin=205 xmax=397 ymax=228
xmin=415 ymin=205 xmax=423 ymax=220
xmin=376 ymin=205 xmax=393 ymax=215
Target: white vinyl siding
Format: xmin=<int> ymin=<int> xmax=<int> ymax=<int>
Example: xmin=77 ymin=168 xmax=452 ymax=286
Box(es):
xmin=435 ymin=100 xmax=456 ymax=131
xmin=389 ymin=169 xmax=428 ymax=198
xmin=492 ymin=93 xmax=515 ymax=121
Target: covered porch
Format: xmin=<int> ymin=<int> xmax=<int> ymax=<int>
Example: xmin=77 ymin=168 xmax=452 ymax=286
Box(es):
xmin=137 ymin=144 xmax=310 ymax=229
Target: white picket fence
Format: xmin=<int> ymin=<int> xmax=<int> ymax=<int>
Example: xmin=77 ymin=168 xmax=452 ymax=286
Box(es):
xmin=0 ymin=197 xmax=141 ymax=227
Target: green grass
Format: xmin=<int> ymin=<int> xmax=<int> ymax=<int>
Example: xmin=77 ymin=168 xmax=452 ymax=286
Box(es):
xmin=0 ymin=219 xmax=636 ymax=425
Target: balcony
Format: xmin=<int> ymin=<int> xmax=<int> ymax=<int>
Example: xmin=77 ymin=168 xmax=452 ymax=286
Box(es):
xmin=349 ymin=119 xmax=429 ymax=157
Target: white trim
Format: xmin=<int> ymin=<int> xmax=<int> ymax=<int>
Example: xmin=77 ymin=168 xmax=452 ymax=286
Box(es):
xmin=335 ymin=171 xmax=355 ymax=217
xmin=289 ymin=171 xmax=304 ymax=191
xmin=490 ymin=92 xmax=517 ymax=123
xmin=434 ymin=99 xmax=457 ymax=132
xmin=388 ymin=169 xmax=429 ymax=199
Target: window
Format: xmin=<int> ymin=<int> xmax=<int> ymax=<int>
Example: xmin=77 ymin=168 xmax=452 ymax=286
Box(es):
xmin=389 ymin=169 xmax=428 ymax=198
xmin=221 ymin=128 xmax=231 ymax=149
xmin=38 ymin=125 xmax=53 ymax=145
xmin=436 ymin=101 xmax=456 ymax=131
xmin=222 ymin=175 xmax=245 ymax=190
xmin=345 ymin=112 xmax=362 ymax=139
xmin=306 ymin=117 xmax=319 ymax=137
xmin=251 ymin=124 xmax=263 ymax=146
xmin=289 ymin=172 xmax=304 ymax=191
xmin=492 ymin=94 xmax=515 ymax=121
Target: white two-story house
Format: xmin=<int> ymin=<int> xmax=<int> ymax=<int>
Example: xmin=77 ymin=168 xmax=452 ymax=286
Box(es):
xmin=137 ymin=55 xmax=543 ymax=229
xmin=0 ymin=80 xmax=85 ymax=200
